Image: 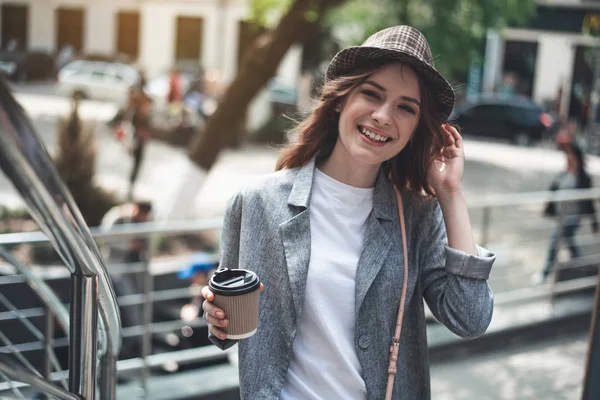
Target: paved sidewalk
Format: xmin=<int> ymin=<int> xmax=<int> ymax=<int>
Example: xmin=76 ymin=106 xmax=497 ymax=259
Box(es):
xmin=431 ymin=333 xmax=588 ymax=399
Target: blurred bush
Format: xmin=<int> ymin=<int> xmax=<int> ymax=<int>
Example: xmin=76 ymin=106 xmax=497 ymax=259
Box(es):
xmin=251 ymin=112 xmax=295 ymax=145
xmin=0 ymin=206 xmax=62 ymax=264
xmin=29 ymin=242 xmax=63 ymax=265
xmin=0 ymin=205 xmax=30 ymax=222
xmin=54 ymin=94 xmax=120 ymax=227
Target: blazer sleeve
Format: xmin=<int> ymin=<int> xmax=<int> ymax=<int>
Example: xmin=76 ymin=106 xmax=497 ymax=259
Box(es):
xmin=421 ymin=202 xmax=496 ymax=339
xmin=208 ymin=191 xmax=243 ymax=350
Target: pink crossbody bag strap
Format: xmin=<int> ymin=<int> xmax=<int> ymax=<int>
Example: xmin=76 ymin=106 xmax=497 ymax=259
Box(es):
xmin=385 ymin=185 xmax=410 ymax=400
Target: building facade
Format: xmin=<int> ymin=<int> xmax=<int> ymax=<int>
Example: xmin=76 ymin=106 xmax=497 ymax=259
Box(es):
xmin=0 ymin=0 xmax=302 ymax=129
xmin=483 ymin=0 xmax=600 ymax=125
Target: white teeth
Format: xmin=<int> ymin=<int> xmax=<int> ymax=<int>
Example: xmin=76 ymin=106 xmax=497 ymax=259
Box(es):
xmin=360 ymin=127 xmax=388 ymax=142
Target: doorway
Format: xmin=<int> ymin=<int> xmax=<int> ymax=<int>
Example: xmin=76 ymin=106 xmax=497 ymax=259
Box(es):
xmin=175 ymin=16 xmax=203 ymax=62
xmin=116 ymin=11 xmax=140 ymax=60
xmin=56 ymin=7 xmax=85 ymax=54
xmin=1 ymin=4 xmax=28 ymax=50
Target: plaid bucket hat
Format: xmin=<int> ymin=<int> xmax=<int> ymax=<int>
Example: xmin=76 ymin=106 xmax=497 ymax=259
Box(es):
xmin=326 ymin=25 xmax=455 ymax=120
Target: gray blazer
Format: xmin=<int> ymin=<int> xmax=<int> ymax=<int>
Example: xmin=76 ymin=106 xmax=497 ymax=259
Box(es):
xmin=210 ymin=156 xmax=495 ymax=399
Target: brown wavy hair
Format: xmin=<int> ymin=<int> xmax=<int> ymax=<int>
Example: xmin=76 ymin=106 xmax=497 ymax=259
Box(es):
xmin=276 ymin=62 xmax=448 ymax=197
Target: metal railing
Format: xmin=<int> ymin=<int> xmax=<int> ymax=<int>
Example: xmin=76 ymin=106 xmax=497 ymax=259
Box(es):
xmin=0 ymin=188 xmax=598 ymax=397
xmin=0 ymin=77 xmax=121 ymax=399
xmin=470 ymin=186 xmax=600 ymax=302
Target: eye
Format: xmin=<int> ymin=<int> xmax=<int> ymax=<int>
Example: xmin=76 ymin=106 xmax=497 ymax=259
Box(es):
xmin=362 ymin=90 xmax=380 ymax=100
xmin=399 ymin=105 xmax=416 ymax=115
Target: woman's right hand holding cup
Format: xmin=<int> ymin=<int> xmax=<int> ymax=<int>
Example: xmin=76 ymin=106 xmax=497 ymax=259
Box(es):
xmin=201 ymin=286 xmax=229 ymax=340
xmin=201 ymin=284 xmax=264 ymax=341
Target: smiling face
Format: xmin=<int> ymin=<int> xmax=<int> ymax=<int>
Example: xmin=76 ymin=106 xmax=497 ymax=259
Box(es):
xmin=330 ymin=62 xmax=422 ymax=174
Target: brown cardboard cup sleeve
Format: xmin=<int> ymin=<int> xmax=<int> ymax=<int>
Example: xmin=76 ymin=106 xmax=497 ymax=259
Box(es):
xmin=208 ymin=269 xmax=260 ymax=340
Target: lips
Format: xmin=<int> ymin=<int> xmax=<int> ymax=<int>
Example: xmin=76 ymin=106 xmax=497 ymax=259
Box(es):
xmin=358 ymin=125 xmax=391 ymax=143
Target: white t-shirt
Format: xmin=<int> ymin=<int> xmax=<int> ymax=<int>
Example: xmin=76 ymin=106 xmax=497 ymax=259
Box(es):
xmin=280 ymin=168 xmax=374 ymax=400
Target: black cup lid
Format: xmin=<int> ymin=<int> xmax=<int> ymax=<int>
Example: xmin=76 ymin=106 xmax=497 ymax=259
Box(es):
xmin=209 ymin=269 xmax=260 ymax=296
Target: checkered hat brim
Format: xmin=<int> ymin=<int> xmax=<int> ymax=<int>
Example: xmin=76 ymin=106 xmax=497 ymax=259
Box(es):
xmin=326 ymin=26 xmax=455 ymax=120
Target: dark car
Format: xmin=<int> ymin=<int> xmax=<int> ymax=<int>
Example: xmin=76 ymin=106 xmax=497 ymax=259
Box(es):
xmin=0 ymin=50 xmax=56 ymax=82
xmin=450 ymin=95 xmax=555 ymax=146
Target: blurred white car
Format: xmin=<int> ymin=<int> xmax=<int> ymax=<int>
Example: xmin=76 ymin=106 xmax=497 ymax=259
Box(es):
xmin=57 ymin=60 xmax=139 ymax=105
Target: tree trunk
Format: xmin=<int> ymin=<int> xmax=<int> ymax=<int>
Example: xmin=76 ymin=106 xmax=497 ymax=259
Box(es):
xmin=157 ymin=0 xmax=340 ymax=221
xmin=188 ymin=0 xmax=340 ymax=170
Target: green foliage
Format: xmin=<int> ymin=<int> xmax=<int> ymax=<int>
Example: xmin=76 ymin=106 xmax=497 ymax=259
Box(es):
xmin=327 ymin=0 xmax=535 ymax=80
xmin=248 ymin=0 xmax=328 ymax=27
xmin=0 ymin=206 xmax=31 ymax=222
xmin=0 ymin=206 xmax=34 ymax=252
xmin=249 ymin=0 xmax=293 ymax=27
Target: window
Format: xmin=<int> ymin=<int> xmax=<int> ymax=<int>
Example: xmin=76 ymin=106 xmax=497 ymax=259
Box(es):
xmin=56 ymin=7 xmax=85 ymax=53
xmin=1 ymin=4 xmax=28 ymax=51
xmin=175 ymin=16 xmax=203 ymax=61
xmin=116 ymin=11 xmax=140 ymax=59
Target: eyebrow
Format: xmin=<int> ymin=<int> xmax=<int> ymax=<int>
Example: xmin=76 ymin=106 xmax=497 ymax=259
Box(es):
xmin=364 ymin=80 xmax=421 ymax=107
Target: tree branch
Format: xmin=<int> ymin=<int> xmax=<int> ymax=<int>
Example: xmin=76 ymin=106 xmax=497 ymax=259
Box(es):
xmin=188 ymin=0 xmax=342 ymax=169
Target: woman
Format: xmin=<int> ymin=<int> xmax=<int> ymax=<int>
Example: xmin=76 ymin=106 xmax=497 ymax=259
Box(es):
xmin=535 ymin=143 xmax=598 ymax=284
xmin=201 ymin=26 xmax=496 ymax=399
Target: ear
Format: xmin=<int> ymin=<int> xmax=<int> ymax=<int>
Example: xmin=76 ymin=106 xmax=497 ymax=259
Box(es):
xmin=335 ymin=102 xmax=342 ymax=112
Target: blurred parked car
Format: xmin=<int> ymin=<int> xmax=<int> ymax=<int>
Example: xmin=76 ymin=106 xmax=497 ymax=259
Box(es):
xmin=57 ymin=60 xmax=139 ymax=104
xmin=451 ymin=95 xmax=555 ymax=146
xmin=0 ymin=50 xmax=56 ymax=82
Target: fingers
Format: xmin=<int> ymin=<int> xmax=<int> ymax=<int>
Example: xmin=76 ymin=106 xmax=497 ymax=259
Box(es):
xmin=201 ymin=286 xmax=214 ymax=301
xmin=446 ymin=124 xmax=463 ymax=148
xmin=209 ymin=325 xmax=228 ymax=340
xmin=442 ymin=124 xmax=463 ymax=148
xmin=205 ymin=312 xmax=229 ymax=329
xmin=442 ymin=144 xmax=462 ymax=159
xmin=202 ymin=297 xmax=225 ymax=320
xmin=201 ymin=286 xmax=230 ymax=339
xmin=202 ymin=299 xmax=229 ymax=339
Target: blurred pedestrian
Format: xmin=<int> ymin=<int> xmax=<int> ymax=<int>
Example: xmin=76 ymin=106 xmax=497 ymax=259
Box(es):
xmin=533 ymin=143 xmax=599 ymax=284
xmin=100 ymin=200 xmax=153 ymax=263
xmin=200 ymin=25 xmax=496 ymax=399
xmin=100 ymin=200 xmax=153 ymax=357
xmin=167 ymin=67 xmax=183 ymax=116
xmin=183 ymin=79 xmax=209 ymax=124
xmin=128 ymin=92 xmax=153 ymax=200
xmin=137 ymin=68 xmax=148 ymax=91
xmin=66 ymin=89 xmax=85 ymax=140
xmin=555 ymin=119 xmax=580 ymax=149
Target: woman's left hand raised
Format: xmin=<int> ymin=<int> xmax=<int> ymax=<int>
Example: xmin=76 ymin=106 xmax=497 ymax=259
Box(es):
xmin=428 ymin=124 xmax=465 ymax=198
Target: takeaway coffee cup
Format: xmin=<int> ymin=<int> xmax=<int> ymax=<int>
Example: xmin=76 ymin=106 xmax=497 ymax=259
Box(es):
xmin=208 ymin=269 xmax=261 ymax=339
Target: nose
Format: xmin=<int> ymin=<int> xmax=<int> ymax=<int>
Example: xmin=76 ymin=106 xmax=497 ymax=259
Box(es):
xmin=372 ymin=103 xmax=392 ymax=126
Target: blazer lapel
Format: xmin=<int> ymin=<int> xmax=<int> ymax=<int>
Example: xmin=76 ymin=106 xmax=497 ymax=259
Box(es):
xmin=279 ymin=158 xmax=315 ymax=322
xmin=280 ymin=211 xmax=311 ymax=323
xmin=355 ymin=170 xmax=399 ymax=314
